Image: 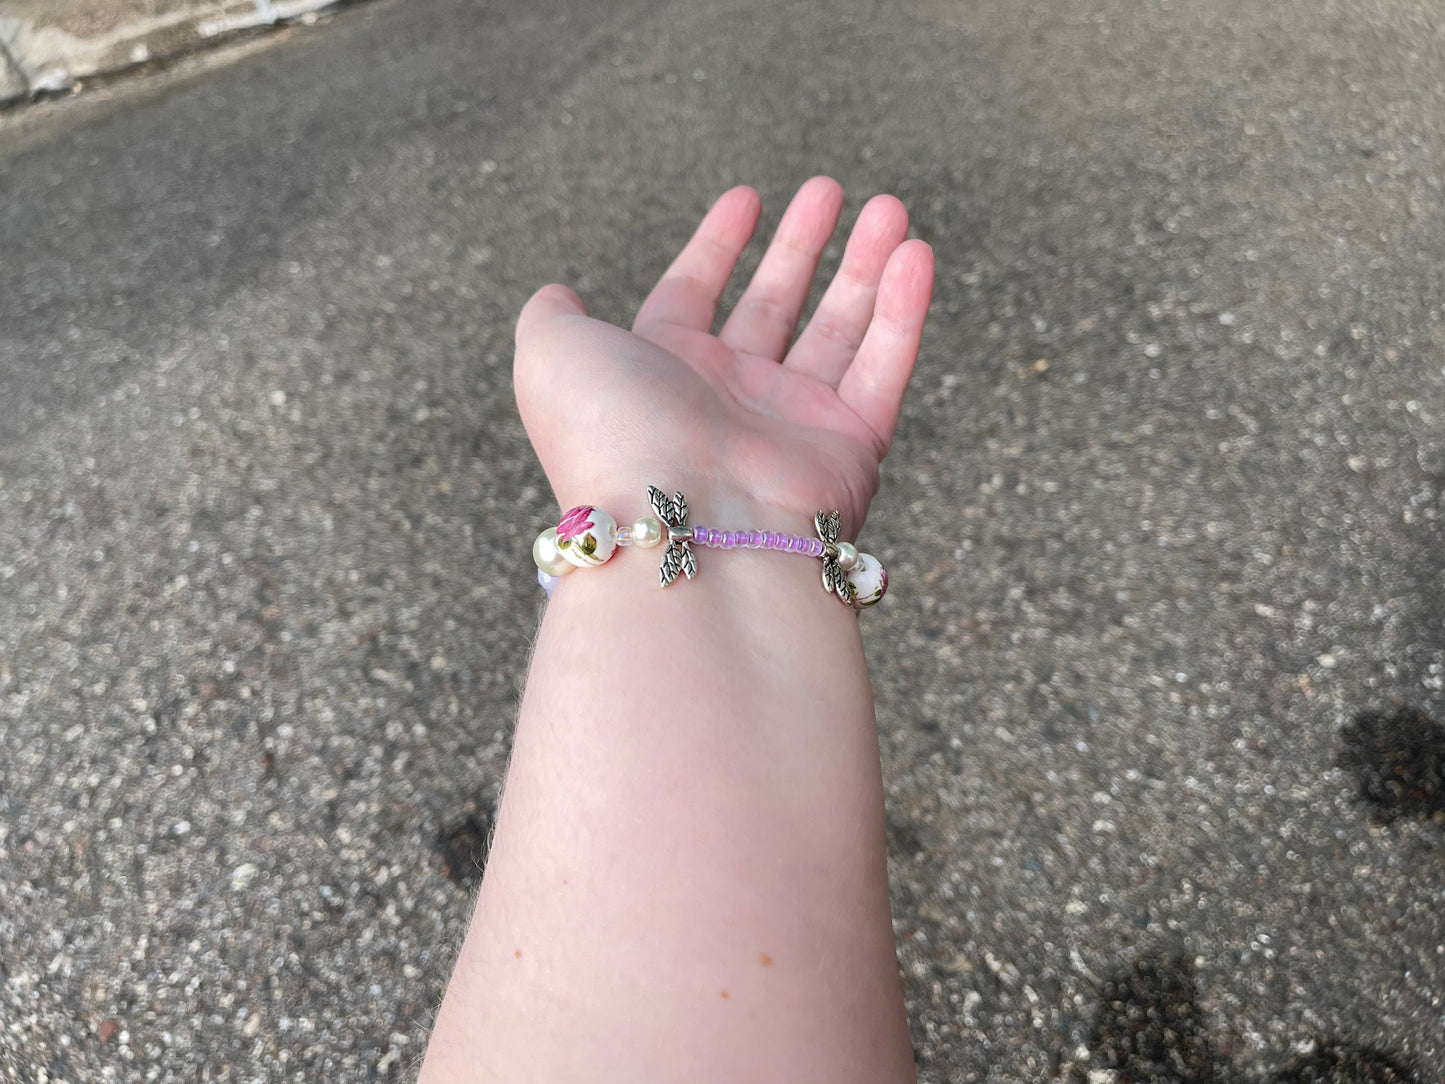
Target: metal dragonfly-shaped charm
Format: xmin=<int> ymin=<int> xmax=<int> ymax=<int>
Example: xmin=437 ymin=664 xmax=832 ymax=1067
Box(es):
xmin=649 ymin=484 xmax=697 ymax=588
xmin=815 ymin=509 xmax=856 ymax=606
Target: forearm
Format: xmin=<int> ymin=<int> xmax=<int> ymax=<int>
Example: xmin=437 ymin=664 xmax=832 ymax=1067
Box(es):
xmin=421 ymin=494 xmax=913 ymax=1083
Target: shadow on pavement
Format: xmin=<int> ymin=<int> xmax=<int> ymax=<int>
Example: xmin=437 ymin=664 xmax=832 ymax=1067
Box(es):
xmin=1066 ymin=952 xmax=1421 ymax=1084
xmin=1338 ymin=707 xmax=1445 ymax=825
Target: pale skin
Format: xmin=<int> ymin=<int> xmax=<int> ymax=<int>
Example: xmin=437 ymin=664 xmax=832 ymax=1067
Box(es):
xmin=418 ymin=176 xmax=934 ymax=1083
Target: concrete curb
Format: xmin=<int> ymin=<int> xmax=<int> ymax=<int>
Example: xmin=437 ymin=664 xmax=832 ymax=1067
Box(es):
xmin=0 ymin=0 xmax=343 ymax=107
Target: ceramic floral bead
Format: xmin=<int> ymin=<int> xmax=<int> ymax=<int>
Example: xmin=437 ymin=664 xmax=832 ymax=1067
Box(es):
xmin=846 ymin=552 xmax=888 ymax=608
xmin=556 ymin=505 xmax=619 ymax=568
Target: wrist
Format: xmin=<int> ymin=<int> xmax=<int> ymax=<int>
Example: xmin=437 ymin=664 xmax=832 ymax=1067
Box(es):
xmin=533 ymin=476 xmax=889 ymax=612
xmin=543 ymin=504 xmax=863 ymax=638
xmin=550 ymin=473 xmax=819 ymax=545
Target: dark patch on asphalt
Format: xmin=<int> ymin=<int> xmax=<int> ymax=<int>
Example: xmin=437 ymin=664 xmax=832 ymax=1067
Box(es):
xmin=1069 ymin=955 xmax=1422 ymax=1084
xmin=1267 ymin=1040 xmax=1416 ymax=1084
xmin=1338 ymin=706 xmax=1445 ymax=824
xmin=1073 ymin=954 xmax=1217 ymax=1084
xmin=434 ymin=812 xmax=493 ymax=890
xmin=887 ymin=816 xmax=926 ymax=858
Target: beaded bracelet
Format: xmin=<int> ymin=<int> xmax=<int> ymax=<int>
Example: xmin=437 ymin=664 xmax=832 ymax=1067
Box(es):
xmin=530 ymin=484 xmax=888 ymax=610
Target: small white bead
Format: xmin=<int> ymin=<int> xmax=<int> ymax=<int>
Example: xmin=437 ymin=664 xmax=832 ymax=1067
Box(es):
xmin=631 ymin=515 xmax=664 ymax=549
xmin=836 ymin=541 xmax=859 ymax=571
xmin=532 ymin=528 xmax=574 ymax=577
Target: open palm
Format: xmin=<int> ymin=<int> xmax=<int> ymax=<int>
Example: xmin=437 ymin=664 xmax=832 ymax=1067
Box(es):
xmin=513 ymin=177 xmax=934 ymax=535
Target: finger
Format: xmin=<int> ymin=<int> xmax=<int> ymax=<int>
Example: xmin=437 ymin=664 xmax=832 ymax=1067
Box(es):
xmin=632 ymin=186 xmax=762 ymax=335
xmin=719 ymin=176 xmax=845 ymax=361
xmin=837 ymin=240 xmax=934 ymax=454
xmin=784 ymin=193 xmax=910 ymax=386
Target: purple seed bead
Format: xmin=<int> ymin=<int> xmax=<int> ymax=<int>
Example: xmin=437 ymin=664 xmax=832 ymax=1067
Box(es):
xmin=790 ymin=536 xmax=804 ymax=553
xmin=809 ymin=538 xmax=824 ymax=557
xmin=765 ymin=531 xmax=779 ymax=549
xmin=746 ymin=529 xmax=761 ymax=547
xmin=725 ymin=531 xmax=741 ymax=548
xmin=695 ymin=527 xmax=711 ymax=546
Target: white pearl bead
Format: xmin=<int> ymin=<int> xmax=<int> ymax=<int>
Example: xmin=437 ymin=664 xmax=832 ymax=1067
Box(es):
xmin=630 ymin=515 xmax=664 ymax=549
xmin=846 ymin=552 xmax=888 ymax=608
xmin=836 ymin=541 xmax=859 ymax=571
xmin=532 ymin=528 xmax=574 ymax=577
xmin=557 ymin=506 xmax=619 ymax=568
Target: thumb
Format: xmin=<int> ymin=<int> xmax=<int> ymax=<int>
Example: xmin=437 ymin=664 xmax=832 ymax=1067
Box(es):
xmin=515 ymin=283 xmax=589 ymax=346
xmin=514 ymin=283 xmax=589 ymax=422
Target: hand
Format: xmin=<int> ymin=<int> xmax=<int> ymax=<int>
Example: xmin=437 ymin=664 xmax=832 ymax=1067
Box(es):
xmin=513 ymin=176 xmax=934 ymax=535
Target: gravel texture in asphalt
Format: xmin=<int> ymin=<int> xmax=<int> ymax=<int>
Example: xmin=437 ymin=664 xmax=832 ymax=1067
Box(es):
xmin=1 ymin=0 xmax=1443 ymax=1080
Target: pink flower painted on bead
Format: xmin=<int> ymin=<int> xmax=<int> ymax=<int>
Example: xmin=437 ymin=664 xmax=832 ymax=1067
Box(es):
xmin=556 ymin=506 xmax=596 ymax=543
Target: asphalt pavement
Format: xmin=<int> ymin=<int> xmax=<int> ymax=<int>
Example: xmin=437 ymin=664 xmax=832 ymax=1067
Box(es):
xmin=2 ymin=0 xmax=1443 ymax=1080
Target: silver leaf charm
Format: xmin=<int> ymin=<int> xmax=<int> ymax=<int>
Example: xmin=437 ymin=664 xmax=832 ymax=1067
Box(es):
xmin=814 ymin=510 xmax=835 ymax=543
xmin=649 ymin=483 xmax=696 ymax=588
xmin=660 ymin=543 xmax=684 ymax=588
xmin=814 ymin=508 xmax=854 ymax=606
